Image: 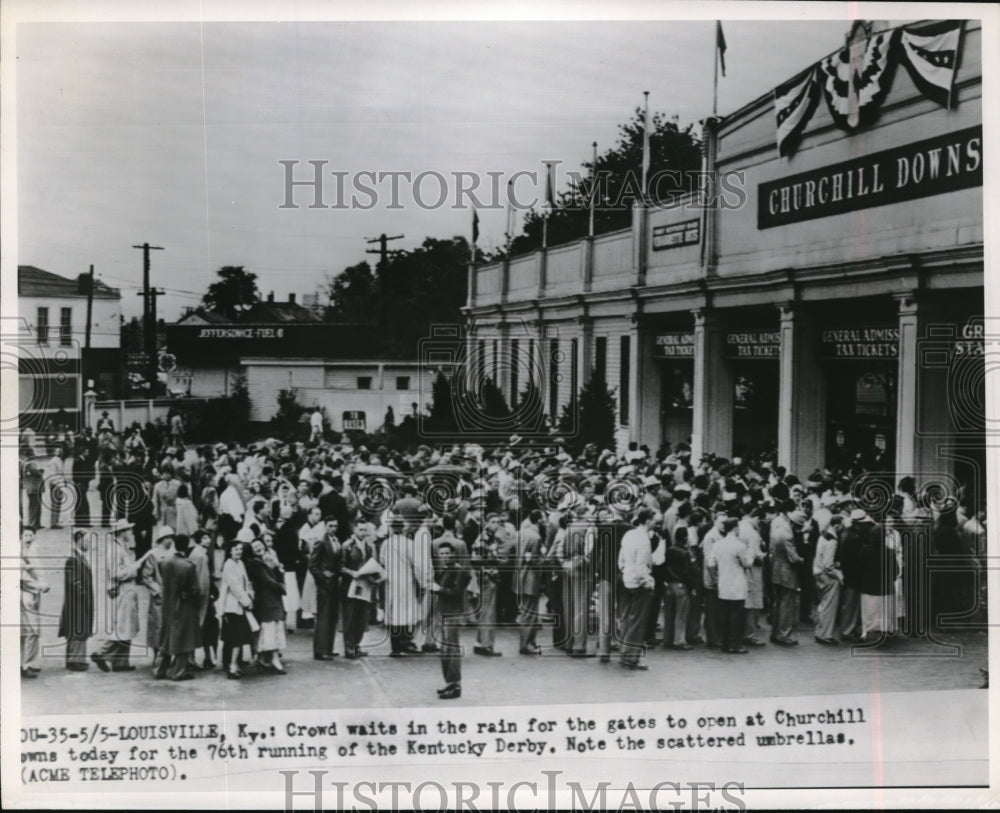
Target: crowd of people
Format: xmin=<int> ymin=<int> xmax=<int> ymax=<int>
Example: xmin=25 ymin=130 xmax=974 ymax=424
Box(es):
xmin=20 ymin=419 xmax=987 ymax=698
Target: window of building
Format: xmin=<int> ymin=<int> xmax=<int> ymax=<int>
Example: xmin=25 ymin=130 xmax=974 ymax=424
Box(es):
xmin=510 ymin=339 xmax=519 ymax=407
xmin=36 ymin=307 xmax=49 ymax=344
xmin=619 ymin=336 xmax=630 ymax=425
xmin=570 ymin=338 xmax=579 ymax=398
xmin=595 ymin=336 xmax=607 ymax=382
xmin=357 ymin=376 xmax=373 ymax=390
xmin=549 ymin=338 xmax=559 ymax=419
xmin=60 ymin=307 xmax=72 ymax=346
xmin=395 ymin=376 xmax=410 ymax=391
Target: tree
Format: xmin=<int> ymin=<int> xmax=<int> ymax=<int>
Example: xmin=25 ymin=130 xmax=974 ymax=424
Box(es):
xmin=480 ymin=377 xmax=511 ymax=423
xmin=377 ymin=237 xmax=472 ymax=358
xmin=202 ymin=266 xmax=260 ymax=317
xmin=561 ymin=371 xmax=617 ymax=455
xmin=121 ymin=316 xmax=143 ymax=352
xmin=427 ymin=371 xmax=458 ymax=436
xmin=271 ymin=387 xmax=305 ymax=439
xmin=326 ymin=261 xmax=375 ymax=314
xmin=513 ymin=377 xmax=547 ymax=435
xmin=509 ymin=108 xmax=702 ymax=254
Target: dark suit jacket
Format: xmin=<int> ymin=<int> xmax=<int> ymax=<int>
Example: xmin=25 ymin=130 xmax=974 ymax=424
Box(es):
xmin=60 ymin=553 xmax=94 ymax=640
xmin=247 ymin=557 xmax=286 ymax=622
xmin=435 ymin=563 xmax=471 ymax=616
xmin=516 ymin=523 xmax=544 ymax=598
xmin=159 ymin=554 xmax=201 ymax=655
xmin=319 ymin=490 xmax=351 ymax=541
xmin=309 ymin=536 xmax=342 ymax=594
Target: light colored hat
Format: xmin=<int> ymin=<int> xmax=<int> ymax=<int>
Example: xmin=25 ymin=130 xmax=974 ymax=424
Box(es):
xmin=112 ymin=518 xmax=135 ymax=534
xmin=849 ymin=508 xmax=867 ymax=521
xmin=642 ymin=475 xmax=660 ymax=488
xmin=558 ymin=493 xmax=580 ymax=512
xmin=154 ymin=526 xmax=175 ymax=544
xmin=235 ymin=528 xmax=255 ymax=543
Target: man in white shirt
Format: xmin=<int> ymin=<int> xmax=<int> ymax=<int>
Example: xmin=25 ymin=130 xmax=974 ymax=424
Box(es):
xmin=617 ymin=508 xmax=657 ymax=670
xmin=219 ymin=475 xmax=245 ymax=543
xmin=309 ymin=408 xmax=324 ymax=444
xmin=707 ymin=517 xmax=755 ymax=654
xmin=699 ymin=510 xmax=728 ymax=649
xmin=812 ymin=521 xmax=843 ymax=645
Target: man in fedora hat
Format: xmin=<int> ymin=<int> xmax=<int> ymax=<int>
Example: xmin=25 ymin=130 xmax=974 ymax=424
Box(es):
xmin=471 ymin=513 xmax=506 ymax=656
xmin=91 ymin=519 xmax=143 ymax=672
xmin=154 ymin=529 xmax=202 ymax=681
xmin=96 ymin=410 xmax=115 ymax=435
xmin=60 ymin=529 xmax=94 ymax=671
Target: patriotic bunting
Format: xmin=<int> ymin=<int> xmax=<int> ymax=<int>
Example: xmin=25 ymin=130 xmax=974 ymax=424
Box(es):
xmin=819 ymin=27 xmax=896 ymax=131
xmin=772 ymin=19 xmax=967 ymax=158
xmin=898 ymin=20 xmax=964 ymax=107
xmin=774 ymin=64 xmax=821 ymax=157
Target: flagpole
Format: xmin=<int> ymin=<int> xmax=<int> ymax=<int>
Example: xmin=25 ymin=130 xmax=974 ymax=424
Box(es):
xmin=713 ymin=22 xmax=719 ymax=117
xmin=542 ymin=160 xmax=552 ymax=250
xmin=471 ymin=207 xmax=477 ymax=263
xmin=588 ymin=141 xmax=597 ymax=238
xmin=641 ymin=91 xmax=650 ymax=202
xmin=505 ymin=179 xmax=514 ymax=253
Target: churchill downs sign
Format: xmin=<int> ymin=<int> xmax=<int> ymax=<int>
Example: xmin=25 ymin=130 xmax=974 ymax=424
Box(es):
xmin=758 ymin=125 xmax=982 ymax=229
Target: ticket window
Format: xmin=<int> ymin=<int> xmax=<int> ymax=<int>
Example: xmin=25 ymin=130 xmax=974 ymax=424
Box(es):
xmin=826 ymin=364 xmax=896 ymax=472
xmin=659 ymin=363 xmax=693 ymax=448
xmin=732 ymin=362 xmax=779 ymax=459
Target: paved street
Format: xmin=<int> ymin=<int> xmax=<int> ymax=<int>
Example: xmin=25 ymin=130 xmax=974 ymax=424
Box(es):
xmin=19 ymin=524 xmax=988 ymax=715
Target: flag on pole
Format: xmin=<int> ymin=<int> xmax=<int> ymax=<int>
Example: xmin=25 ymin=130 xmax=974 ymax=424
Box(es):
xmin=716 ymin=21 xmax=727 ymax=77
xmin=505 ymin=179 xmax=516 ymax=251
xmin=641 ymin=92 xmax=651 ymax=198
xmin=544 ymin=162 xmax=556 ymax=210
xmin=588 ymin=141 xmax=597 ymax=238
xmin=541 ymin=162 xmax=555 ymax=249
xmin=471 ymin=207 xmax=479 ymax=259
xmin=898 ymin=20 xmax=964 ymax=108
xmin=774 ymin=64 xmax=821 ymax=157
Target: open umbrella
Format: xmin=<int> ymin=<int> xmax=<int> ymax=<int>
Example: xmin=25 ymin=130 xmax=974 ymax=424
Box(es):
xmin=353 ymin=463 xmax=405 ymax=478
xmin=422 ymin=463 xmax=471 ymax=476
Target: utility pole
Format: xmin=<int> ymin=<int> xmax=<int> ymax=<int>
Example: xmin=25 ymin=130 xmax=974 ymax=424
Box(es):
xmin=132 ymin=242 xmax=164 ymax=394
xmin=365 ymin=233 xmax=404 ymax=269
xmin=366 ymin=233 xmax=403 ymax=327
xmin=84 ymin=264 xmax=95 ymax=349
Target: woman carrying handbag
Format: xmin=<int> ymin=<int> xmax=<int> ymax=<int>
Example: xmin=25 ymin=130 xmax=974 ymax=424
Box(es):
xmin=219 ymin=541 xmax=255 ymax=679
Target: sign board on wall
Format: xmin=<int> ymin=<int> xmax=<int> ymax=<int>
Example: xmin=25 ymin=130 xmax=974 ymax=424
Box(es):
xmin=652 ymin=219 xmax=701 ymax=250
xmin=653 ymin=332 xmax=695 ymax=358
xmin=725 ymin=330 xmax=780 ymax=359
xmin=758 ymin=125 xmax=983 ymax=229
xmin=166 ymin=323 xmax=379 ymax=361
xmin=342 ymin=411 xmax=367 ymax=431
xmin=820 ymin=327 xmax=899 ymax=359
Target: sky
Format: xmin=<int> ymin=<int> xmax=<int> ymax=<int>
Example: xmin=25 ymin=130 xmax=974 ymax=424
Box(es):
xmin=16 ymin=16 xmax=873 ymax=321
